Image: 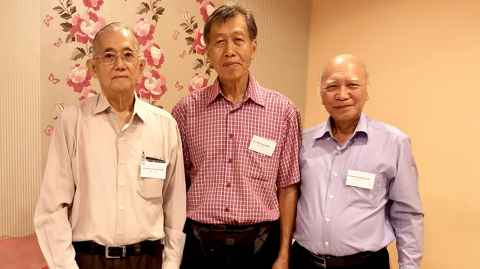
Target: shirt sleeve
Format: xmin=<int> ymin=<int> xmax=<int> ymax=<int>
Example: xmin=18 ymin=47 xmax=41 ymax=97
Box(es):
xmin=389 ymin=137 xmax=424 ymax=269
xmin=34 ymin=107 xmax=79 ymax=269
xmin=276 ymin=106 xmax=301 ymax=188
xmin=171 ymin=101 xmax=192 ymax=189
xmin=161 ymin=120 xmax=187 ymax=269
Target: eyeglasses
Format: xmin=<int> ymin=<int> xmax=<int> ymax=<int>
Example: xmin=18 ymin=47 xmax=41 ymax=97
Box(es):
xmin=94 ymin=51 xmax=138 ymax=65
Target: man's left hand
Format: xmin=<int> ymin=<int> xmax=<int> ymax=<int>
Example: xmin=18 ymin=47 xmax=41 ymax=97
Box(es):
xmin=272 ymin=256 xmax=289 ymax=269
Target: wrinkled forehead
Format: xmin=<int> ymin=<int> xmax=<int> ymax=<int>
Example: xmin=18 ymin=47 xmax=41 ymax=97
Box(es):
xmin=94 ymin=27 xmax=138 ymax=53
xmin=322 ymin=62 xmax=366 ymax=83
xmin=210 ymin=15 xmax=248 ymax=35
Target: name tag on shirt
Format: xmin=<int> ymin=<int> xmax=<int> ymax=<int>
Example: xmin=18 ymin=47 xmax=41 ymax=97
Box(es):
xmin=140 ymin=157 xmax=167 ymax=179
xmin=346 ymin=170 xmax=376 ymax=190
xmin=248 ymin=135 xmax=277 ymax=157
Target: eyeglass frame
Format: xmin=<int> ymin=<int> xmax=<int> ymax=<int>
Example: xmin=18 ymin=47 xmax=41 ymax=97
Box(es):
xmin=93 ymin=49 xmax=140 ymax=66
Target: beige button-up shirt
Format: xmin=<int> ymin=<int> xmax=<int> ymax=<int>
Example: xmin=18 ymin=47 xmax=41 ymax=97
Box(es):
xmin=34 ymin=94 xmax=186 ymax=269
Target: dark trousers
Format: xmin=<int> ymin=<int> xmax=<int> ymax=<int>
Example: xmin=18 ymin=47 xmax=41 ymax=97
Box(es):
xmin=180 ymin=219 xmax=280 ymax=269
xmin=74 ymin=241 xmax=163 ymax=269
xmin=290 ymin=241 xmax=390 ymax=269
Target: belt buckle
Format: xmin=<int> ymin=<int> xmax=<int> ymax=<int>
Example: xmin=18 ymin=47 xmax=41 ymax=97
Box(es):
xmin=316 ymin=255 xmax=327 ymax=268
xmin=105 ymin=245 xmax=126 ymax=259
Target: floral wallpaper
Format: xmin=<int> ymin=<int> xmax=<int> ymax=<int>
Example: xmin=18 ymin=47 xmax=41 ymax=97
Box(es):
xmin=42 ymin=0 xmax=216 ymax=137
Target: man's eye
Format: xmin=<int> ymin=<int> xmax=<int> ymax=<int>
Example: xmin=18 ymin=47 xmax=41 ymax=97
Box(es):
xmin=216 ymin=40 xmax=225 ymax=45
xmin=124 ymin=52 xmax=135 ymax=60
xmin=349 ymin=84 xmax=360 ymax=88
xmin=103 ymin=53 xmax=116 ymax=60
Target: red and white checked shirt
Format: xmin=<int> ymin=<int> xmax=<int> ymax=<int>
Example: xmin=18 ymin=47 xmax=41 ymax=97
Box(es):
xmin=172 ymin=76 xmax=301 ymax=224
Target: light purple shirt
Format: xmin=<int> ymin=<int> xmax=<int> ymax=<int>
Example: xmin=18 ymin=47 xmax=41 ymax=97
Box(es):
xmin=294 ymin=114 xmax=423 ymax=269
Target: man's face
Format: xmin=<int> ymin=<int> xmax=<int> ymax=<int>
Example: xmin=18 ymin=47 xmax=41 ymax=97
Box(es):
xmin=206 ymin=14 xmax=256 ymax=83
xmin=320 ymin=59 xmax=368 ymax=124
xmin=89 ymin=28 xmax=144 ymax=96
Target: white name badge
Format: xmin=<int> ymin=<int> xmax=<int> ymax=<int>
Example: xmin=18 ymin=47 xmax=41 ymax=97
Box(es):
xmin=140 ymin=160 xmax=167 ymax=179
xmin=248 ymin=135 xmax=277 ymax=157
xmin=345 ymin=170 xmax=376 ymax=190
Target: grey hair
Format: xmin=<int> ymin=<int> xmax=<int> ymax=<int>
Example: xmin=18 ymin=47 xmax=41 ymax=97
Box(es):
xmin=91 ymin=22 xmax=139 ymax=55
xmin=203 ymin=4 xmax=257 ymax=44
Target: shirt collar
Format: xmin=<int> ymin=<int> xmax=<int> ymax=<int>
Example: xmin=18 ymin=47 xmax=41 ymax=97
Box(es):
xmin=93 ymin=93 xmax=146 ymax=122
xmin=206 ymin=74 xmax=266 ymax=107
xmin=313 ymin=113 xmax=369 ymax=140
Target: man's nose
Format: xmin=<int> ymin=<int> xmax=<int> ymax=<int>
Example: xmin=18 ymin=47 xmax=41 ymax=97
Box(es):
xmin=114 ymin=55 xmax=127 ymax=69
xmin=223 ymin=41 xmax=235 ymax=57
xmin=336 ymin=85 xmax=350 ymax=99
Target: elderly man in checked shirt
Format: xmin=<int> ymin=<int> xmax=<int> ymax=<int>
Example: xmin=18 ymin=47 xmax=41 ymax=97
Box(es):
xmin=34 ymin=23 xmax=186 ymax=269
xmin=172 ymin=4 xmax=301 ymax=269
xmin=291 ymin=54 xmax=424 ymax=269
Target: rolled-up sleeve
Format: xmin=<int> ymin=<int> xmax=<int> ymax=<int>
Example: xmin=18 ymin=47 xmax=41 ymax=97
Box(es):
xmin=34 ymin=107 xmax=79 ymax=269
xmin=161 ymin=121 xmax=187 ymax=269
xmin=389 ymin=137 xmax=424 ymax=269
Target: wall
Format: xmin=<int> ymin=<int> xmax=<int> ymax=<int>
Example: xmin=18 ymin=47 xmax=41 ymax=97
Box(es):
xmin=305 ymin=0 xmax=480 ymax=268
xmin=0 ymin=1 xmax=41 ymax=237
xmin=1 ymin=0 xmax=310 ymax=237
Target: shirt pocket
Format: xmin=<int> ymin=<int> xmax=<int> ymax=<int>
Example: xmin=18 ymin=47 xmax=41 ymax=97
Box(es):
xmin=136 ymin=179 xmax=164 ymax=199
xmin=135 ymin=149 xmax=167 ymax=200
xmin=346 ymin=170 xmax=388 ymax=208
xmin=246 ymin=150 xmax=277 ymax=181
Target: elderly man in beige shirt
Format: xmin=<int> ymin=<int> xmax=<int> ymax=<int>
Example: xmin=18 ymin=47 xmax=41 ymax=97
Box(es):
xmin=34 ymin=23 xmax=186 ymax=269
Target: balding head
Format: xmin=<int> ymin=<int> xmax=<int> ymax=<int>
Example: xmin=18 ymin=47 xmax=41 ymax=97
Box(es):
xmin=321 ymin=54 xmax=368 ymax=85
xmin=92 ymin=22 xmax=139 ymax=55
xmin=319 ymin=54 xmax=369 ymax=126
xmin=87 ymin=22 xmax=145 ymax=99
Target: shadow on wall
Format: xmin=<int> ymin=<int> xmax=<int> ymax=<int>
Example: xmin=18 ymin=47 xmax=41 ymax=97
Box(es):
xmin=0 ymin=234 xmax=47 ymax=269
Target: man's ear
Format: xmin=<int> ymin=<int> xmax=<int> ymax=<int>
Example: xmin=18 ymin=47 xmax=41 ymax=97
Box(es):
xmin=86 ymin=59 xmax=96 ymax=77
xmin=138 ymin=58 xmax=146 ymax=73
xmin=251 ymin=39 xmax=257 ymax=59
xmin=365 ymin=83 xmax=370 ymax=101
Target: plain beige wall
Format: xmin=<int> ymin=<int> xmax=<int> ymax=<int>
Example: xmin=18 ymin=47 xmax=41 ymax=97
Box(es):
xmin=0 ymin=0 xmax=41 ymax=237
xmin=305 ymin=0 xmax=480 ymax=268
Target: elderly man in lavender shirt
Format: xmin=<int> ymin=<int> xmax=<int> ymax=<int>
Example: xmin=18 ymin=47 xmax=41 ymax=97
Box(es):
xmin=292 ymin=54 xmax=424 ymax=269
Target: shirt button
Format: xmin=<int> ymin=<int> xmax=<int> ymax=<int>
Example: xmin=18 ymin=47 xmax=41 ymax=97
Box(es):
xmin=119 ymin=181 xmax=125 ymax=187
xmin=119 ymin=206 xmax=125 ymax=211
xmin=324 ymin=241 xmax=329 ymax=246
xmin=226 ymin=182 xmax=231 ymax=188
xmin=332 ymin=171 xmax=337 ymax=177
xmin=329 ymin=195 xmax=334 ymax=199
xmin=227 ymin=158 xmax=233 ymax=163
xmin=229 ymin=133 xmax=234 ymax=139
xmin=325 ymin=217 xmax=331 ymax=222
xmin=225 ymin=207 xmax=229 ymax=212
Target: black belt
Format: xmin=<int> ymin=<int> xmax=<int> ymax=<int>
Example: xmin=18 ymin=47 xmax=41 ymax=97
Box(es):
xmin=294 ymin=241 xmax=387 ymax=268
xmin=186 ymin=218 xmax=277 ymax=253
xmin=73 ymin=240 xmax=163 ymax=259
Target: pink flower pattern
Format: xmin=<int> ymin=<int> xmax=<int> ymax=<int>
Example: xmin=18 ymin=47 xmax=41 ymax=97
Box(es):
xmin=83 ymin=0 xmax=104 ymax=11
xmin=192 ymin=30 xmax=206 ymax=55
xmin=179 ymin=1 xmax=215 ymax=92
xmin=46 ymin=1 xmax=217 ymax=135
xmin=66 ymin=64 xmax=91 ymax=93
xmin=199 ymin=1 xmax=215 ymax=23
xmin=138 ymin=70 xmax=167 ymax=100
xmin=70 ymin=11 xmax=105 ymax=44
xmin=134 ymin=18 xmax=156 ymax=46
xmin=144 ymin=43 xmax=165 ymax=68
xmin=188 ymin=73 xmax=208 ymax=93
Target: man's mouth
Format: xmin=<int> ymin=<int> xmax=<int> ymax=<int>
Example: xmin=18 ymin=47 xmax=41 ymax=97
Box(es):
xmin=334 ymin=105 xmax=352 ymax=109
xmin=112 ymin=75 xmax=129 ymax=79
xmin=223 ymin=62 xmax=240 ymax=67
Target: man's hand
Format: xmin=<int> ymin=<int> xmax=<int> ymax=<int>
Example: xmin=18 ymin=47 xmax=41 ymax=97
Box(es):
xmin=272 ymin=255 xmax=289 ymax=269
